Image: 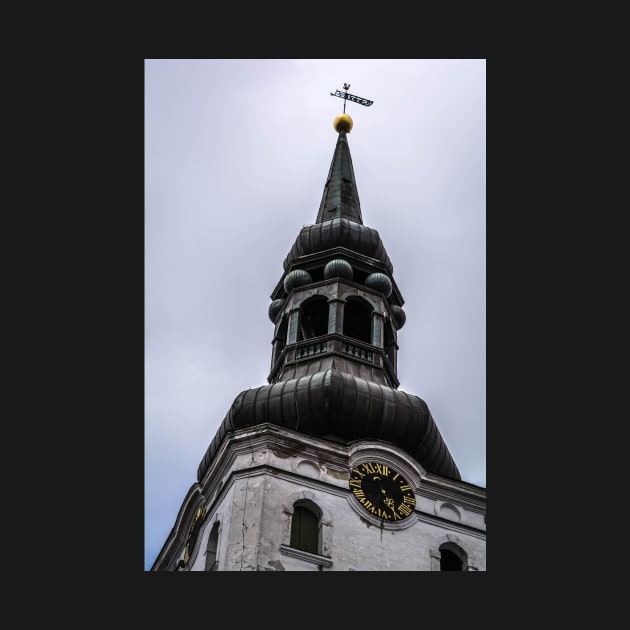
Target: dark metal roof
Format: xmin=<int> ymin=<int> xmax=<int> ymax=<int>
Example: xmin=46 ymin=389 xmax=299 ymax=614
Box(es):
xmin=283 ymin=127 xmax=393 ymax=273
xmin=315 ymin=128 xmax=362 ymax=224
xmin=282 ymin=218 xmax=393 ymax=274
xmin=197 ymin=369 xmax=461 ymax=482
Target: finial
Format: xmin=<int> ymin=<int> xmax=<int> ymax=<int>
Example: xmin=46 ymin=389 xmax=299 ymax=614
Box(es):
xmin=333 ymin=113 xmax=353 ymax=133
xmin=330 ymin=84 xmax=373 ymax=133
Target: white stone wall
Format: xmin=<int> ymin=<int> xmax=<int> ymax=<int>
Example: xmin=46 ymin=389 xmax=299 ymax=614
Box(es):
xmin=165 ymin=424 xmax=485 ymax=572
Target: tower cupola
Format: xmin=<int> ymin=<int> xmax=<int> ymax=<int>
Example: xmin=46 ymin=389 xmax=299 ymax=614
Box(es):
xmin=197 ymin=103 xmax=460 ymax=483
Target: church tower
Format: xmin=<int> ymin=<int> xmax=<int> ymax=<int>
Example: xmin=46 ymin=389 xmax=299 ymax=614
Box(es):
xmin=150 ymin=92 xmax=486 ymax=572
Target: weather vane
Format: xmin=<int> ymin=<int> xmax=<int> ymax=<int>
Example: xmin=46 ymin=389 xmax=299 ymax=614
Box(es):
xmin=330 ymin=83 xmax=374 ymax=113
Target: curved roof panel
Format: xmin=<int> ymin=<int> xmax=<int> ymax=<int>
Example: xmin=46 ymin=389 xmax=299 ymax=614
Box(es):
xmin=197 ymin=369 xmax=460 ymax=482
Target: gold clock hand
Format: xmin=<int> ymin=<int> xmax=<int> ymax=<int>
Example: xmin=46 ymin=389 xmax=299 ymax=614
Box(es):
xmin=383 ymin=496 xmax=396 ymax=511
xmin=375 ymin=480 xmax=397 ymax=514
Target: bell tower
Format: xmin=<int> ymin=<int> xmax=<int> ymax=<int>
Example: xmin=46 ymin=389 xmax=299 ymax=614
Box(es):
xmin=150 ymin=90 xmax=485 ymax=571
xmin=268 ymin=119 xmax=405 ymax=391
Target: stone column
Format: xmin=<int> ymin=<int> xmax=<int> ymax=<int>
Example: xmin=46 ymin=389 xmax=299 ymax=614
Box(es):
xmin=327 ymin=298 xmax=345 ymax=335
xmin=371 ymin=311 xmax=385 ymax=348
xmin=287 ymin=307 xmax=301 ymax=344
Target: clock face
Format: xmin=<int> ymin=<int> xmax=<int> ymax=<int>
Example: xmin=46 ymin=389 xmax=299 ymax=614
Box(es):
xmin=183 ymin=505 xmax=206 ymax=566
xmin=349 ymin=462 xmax=416 ymax=521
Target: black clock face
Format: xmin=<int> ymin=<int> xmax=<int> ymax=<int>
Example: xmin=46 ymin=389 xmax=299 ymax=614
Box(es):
xmin=349 ymin=462 xmax=416 ymax=521
xmin=184 ymin=505 xmax=206 ymax=565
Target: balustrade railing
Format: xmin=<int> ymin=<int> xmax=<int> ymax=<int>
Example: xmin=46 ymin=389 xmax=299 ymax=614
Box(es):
xmin=341 ymin=342 xmax=374 ymax=363
xmin=268 ymin=335 xmax=392 ymax=383
xmin=296 ymin=341 xmax=327 ymax=359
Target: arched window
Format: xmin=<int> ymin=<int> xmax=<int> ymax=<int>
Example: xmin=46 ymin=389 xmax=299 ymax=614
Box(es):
xmin=298 ymin=296 xmax=329 ymax=341
xmin=439 ymin=542 xmax=467 ymax=571
xmin=290 ymin=501 xmax=320 ymax=554
xmin=281 ymin=492 xmax=332 ymax=564
xmin=343 ymin=297 xmax=372 ymax=344
xmin=440 ymin=548 xmax=463 ymax=571
xmin=204 ymin=522 xmax=220 ymax=571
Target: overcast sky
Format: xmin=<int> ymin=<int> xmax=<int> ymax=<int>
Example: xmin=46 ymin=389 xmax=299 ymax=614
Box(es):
xmin=144 ymin=58 xmax=486 ymax=571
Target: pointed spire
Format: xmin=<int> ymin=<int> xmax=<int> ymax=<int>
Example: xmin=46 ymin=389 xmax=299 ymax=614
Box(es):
xmin=315 ymin=126 xmax=363 ymax=224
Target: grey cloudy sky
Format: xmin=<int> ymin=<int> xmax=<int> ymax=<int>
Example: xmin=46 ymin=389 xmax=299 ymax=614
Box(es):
xmin=144 ymin=58 xmax=486 ymax=571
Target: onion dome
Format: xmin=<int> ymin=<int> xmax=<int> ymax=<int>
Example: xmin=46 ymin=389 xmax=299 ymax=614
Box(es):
xmin=364 ymin=272 xmax=392 ymax=297
xmin=268 ymin=299 xmax=284 ymax=322
xmin=197 ymin=369 xmax=461 ymax=483
xmin=283 ymin=268 xmax=312 ymax=293
xmin=390 ymin=304 xmax=406 ymax=330
xmin=283 ymin=219 xmax=393 ymax=274
xmin=324 ymin=258 xmax=353 ymax=280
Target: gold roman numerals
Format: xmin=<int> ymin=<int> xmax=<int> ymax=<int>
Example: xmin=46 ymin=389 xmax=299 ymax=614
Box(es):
xmin=349 ymin=461 xmax=416 ymax=521
xmin=397 ymin=502 xmax=414 ymax=517
xmin=354 ymin=462 xmax=390 ymax=477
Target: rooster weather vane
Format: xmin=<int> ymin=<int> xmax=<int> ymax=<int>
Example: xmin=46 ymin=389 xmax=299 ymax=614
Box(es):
xmin=330 ymin=83 xmax=373 ymax=113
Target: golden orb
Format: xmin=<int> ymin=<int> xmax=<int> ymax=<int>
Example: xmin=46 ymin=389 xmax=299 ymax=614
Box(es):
xmin=333 ymin=113 xmax=353 ymax=133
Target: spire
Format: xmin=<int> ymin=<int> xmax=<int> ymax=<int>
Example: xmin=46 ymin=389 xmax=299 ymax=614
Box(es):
xmin=315 ymin=84 xmax=374 ymax=224
xmin=315 ymin=126 xmax=363 ymax=224
xmin=281 ymin=87 xmax=392 ymax=276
